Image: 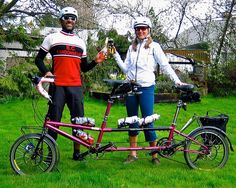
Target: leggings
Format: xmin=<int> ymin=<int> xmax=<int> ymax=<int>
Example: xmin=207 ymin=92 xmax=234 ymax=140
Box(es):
xmin=125 ymin=85 xmax=157 ymax=142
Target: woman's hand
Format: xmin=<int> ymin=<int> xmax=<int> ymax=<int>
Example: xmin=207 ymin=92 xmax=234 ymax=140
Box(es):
xmin=176 ymin=81 xmax=188 ymax=86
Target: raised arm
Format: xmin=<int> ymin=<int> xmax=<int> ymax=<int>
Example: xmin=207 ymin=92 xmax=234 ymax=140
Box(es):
xmin=113 ymin=48 xmax=131 ymax=74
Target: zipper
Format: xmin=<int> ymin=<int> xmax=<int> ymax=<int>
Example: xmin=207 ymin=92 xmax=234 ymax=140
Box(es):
xmin=135 ymin=41 xmax=143 ymax=82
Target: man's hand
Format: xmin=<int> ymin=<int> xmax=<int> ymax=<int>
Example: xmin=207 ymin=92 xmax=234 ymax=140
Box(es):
xmin=44 ymin=71 xmax=54 ymax=77
xmin=95 ymin=51 xmax=107 ymax=64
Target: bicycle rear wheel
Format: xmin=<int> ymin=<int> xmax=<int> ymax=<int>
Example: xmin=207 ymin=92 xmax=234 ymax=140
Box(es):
xmin=10 ymin=133 xmax=58 ymax=175
xmin=184 ymin=128 xmax=229 ymax=170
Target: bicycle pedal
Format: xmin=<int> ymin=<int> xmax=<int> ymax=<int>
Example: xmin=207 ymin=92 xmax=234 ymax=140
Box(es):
xmin=73 ymin=153 xmax=84 ymax=161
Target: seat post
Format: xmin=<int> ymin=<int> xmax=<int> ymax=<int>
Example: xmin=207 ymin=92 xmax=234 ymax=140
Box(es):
xmin=172 ymin=100 xmax=184 ymax=125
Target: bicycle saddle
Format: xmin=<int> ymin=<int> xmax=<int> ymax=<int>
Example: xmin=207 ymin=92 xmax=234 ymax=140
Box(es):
xmin=103 ymin=79 xmax=128 ymax=86
xmin=174 ymin=84 xmax=194 ymax=92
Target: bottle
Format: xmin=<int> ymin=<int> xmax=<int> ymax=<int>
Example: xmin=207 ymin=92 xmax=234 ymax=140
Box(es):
xmin=138 ymin=114 xmax=160 ymax=125
xmin=74 ymin=129 xmax=94 ymax=145
xmin=95 ymin=37 xmax=107 ymax=62
xmin=107 ymin=38 xmax=115 ymax=55
xmin=71 ymin=117 xmax=95 ymax=127
xmin=117 ymin=116 xmax=139 ymax=126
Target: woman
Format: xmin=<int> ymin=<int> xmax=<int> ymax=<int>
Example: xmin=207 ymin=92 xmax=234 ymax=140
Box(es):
xmin=113 ymin=16 xmax=185 ymax=165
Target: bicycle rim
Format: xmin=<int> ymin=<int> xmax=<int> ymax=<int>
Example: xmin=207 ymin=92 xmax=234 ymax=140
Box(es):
xmin=9 ymin=133 xmax=57 ymax=175
xmin=184 ymin=129 xmax=229 ymax=170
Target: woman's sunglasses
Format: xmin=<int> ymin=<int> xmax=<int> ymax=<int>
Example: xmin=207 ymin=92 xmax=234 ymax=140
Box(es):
xmin=135 ymin=27 xmax=149 ymax=31
xmin=62 ymin=15 xmax=77 ymax=21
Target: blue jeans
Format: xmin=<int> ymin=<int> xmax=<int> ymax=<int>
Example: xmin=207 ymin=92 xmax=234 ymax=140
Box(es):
xmin=125 ymin=85 xmax=157 ymax=142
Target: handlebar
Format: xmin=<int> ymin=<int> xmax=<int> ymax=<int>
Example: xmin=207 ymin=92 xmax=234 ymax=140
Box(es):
xmin=31 ymin=76 xmax=55 ymax=102
xmin=103 ymin=79 xmax=128 ymax=86
xmin=174 ymin=84 xmax=201 ymax=103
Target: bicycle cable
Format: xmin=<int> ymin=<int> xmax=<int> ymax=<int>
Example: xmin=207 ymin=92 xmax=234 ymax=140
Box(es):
xmin=31 ymin=82 xmax=50 ymax=126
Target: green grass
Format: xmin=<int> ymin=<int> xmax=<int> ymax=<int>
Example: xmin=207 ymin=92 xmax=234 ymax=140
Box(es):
xmin=1 ymin=95 xmax=236 ymax=188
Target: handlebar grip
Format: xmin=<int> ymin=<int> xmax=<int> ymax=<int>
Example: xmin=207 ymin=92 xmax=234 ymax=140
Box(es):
xmin=45 ymin=75 xmax=56 ymax=79
xmin=32 ymin=76 xmax=55 ymax=102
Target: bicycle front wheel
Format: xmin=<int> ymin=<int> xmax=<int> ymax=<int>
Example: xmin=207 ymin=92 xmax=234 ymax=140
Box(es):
xmin=184 ymin=128 xmax=229 ymax=170
xmin=10 ymin=133 xmax=58 ymax=175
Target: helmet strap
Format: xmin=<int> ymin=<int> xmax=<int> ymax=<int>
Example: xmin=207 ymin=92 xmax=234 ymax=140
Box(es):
xmin=62 ymin=27 xmax=74 ymax=34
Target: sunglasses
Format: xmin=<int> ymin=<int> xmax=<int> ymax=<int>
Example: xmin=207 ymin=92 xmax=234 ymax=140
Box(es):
xmin=62 ymin=15 xmax=77 ymax=21
xmin=135 ymin=27 xmax=149 ymax=31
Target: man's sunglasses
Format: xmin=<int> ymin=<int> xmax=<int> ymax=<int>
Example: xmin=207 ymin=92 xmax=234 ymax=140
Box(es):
xmin=135 ymin=27 xmax=149 ymax=31
xmin=62 ymin=15 xmax=77 ymax=21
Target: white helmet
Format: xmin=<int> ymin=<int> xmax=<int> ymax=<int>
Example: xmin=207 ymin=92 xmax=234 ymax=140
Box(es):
xmin=59 ymin=7 xmax=78 ymax=19
xmin=133 ymin=16 xmax=152 ymax=29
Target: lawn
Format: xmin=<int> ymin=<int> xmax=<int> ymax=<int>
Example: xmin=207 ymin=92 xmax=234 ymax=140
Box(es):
xmin=0 ymin=95 xmax=236 ymax=188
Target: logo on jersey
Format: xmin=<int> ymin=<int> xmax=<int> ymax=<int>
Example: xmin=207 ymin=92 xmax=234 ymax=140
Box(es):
xmin=56 ymin=45 xmax=82 ymax=57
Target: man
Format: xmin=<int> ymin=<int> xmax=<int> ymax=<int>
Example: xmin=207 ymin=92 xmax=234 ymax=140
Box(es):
xmin=35 ymin=6 xmax=105 ymax=160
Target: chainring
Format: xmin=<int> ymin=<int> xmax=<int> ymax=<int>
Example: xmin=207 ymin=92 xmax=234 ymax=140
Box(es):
xmin=156 ymin=137 xmax=176 ymax=158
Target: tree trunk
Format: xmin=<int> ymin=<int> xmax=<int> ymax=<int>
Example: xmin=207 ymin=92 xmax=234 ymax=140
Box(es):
xmin=214 ymin=0 xmax=236 ymax=67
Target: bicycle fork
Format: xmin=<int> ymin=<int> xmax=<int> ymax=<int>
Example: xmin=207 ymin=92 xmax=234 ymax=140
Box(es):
xmin=30 ymin=133 xmax=46 ymax=161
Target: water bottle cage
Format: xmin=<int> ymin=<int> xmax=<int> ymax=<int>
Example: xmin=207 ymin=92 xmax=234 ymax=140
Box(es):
xmin=128 ymin=91 xmax=142 ymax=96
xmin=118 ymin=123 xmax=131 ymax=128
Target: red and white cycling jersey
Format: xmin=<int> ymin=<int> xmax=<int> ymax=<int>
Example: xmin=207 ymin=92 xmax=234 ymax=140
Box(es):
xmin=41 ymin=30 xmax=86 ymax=86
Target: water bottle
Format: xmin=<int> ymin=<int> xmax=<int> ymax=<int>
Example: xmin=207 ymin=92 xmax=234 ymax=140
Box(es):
xmin=71 ymin=117 xmax=95 ymax=127
xmin=74 ymin=129 xmax=94 ymax=144
xmin=138 ymin=114 xmax=160 ymax=125
xmin=117 ymin=116 xmax=139 ymax=126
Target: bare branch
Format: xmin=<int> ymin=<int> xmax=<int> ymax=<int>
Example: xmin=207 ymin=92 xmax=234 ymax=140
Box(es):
xmin=0 ymin=0 xmax=18 ymax=16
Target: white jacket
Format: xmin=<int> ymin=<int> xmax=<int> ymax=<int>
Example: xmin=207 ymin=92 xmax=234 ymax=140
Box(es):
xmin=113 ymin=39 xmax=181 ymax=87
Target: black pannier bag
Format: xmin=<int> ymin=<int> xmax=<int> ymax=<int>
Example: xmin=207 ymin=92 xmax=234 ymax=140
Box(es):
xmin=199 ymin=111 xmax=229 ymax=144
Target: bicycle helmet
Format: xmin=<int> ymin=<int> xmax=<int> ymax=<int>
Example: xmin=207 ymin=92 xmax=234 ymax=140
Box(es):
xmin=59 ymin=7 xmax=78 ymax=19
xmin=133 ymin=16 xmax=152 ymax=29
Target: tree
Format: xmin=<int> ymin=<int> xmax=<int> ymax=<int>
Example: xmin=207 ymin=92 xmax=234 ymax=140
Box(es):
xmin=0 ymin=0 xmax=97 ymax=48
xmin=148 ymin=7 xmax=168 ymax=45
xmin=0 ymin=0 xmax=60 ymax=49
xmin=213 ymin=0 xmax=236 ymax=66
xmin=164 ymin=0 xmax=203 ymax=48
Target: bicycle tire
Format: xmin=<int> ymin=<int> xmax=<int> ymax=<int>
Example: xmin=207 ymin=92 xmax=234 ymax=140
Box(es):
xmin=9 ymin=133 xmax=58 ymax=175
xmin=184 ymin=128 xmax=229 ymax=170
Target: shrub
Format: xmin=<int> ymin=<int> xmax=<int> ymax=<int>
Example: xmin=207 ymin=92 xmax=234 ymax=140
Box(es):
xmin=0 ymin=59 xmax=38 ymax=101
xmin=208 ymin=61 xmax=236 ymax=96
xmin=155 ymin=70 xmax=194 ymax=93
